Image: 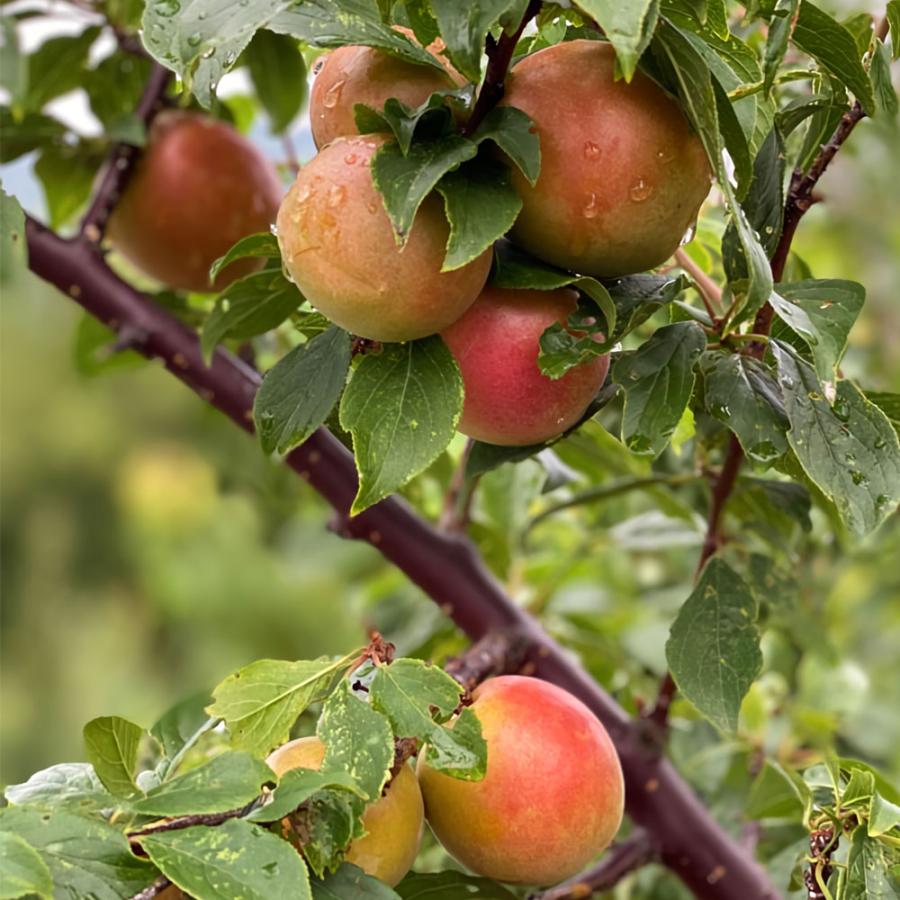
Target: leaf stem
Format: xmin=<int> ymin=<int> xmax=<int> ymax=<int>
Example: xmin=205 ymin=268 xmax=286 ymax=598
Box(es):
xmin=674 ymin=248 xmax=723 ymax=321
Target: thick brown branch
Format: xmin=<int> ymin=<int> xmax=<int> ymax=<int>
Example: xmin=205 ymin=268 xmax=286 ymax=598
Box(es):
xmin=79 ymin=63 xmax=171 ymax=241
xmin=26 ymin=217 xmax=778 ymax=900
xmin=463 ymin=0 xmax=542 ymax=136
xmin=530 ymin=830 xmax=659 ymax=900
xmin=444 ymin=629 xmax=532 ymax=692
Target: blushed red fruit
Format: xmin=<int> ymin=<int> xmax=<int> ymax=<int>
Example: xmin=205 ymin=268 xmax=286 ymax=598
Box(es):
xmin=266 ymin=736 xmax=424 ymax=887
xmin=417 ymin=676 xmax=625 ymax=885
xmin=441 ymin=285 xmax=609 ymax=446
xmin=276 ymin=135 xmax=491 ymax=342
xmin=108 ymin=111 xmax=283 ymax=293
xmin=310 ymin=35 xmax=465 ymax=149
xmin=502 ymin=40 xmax=711 ymax=277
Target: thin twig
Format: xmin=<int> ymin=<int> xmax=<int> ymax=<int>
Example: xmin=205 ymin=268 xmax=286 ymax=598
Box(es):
xmin=79 ymin=64 xmax=172 ymax=242
xmin=282 ymin=132 xmax=301 ymax=176
xmin=529 ymin=830 xmax=659 ymax=900
xmin=675 ymin=248 xmax=724 ymax=319
xmin=444 ymin=629 xmax=532 ymax=692
xmin=462 ymin=0 xmax=542 ymax=136
xmin=439 ymin=438 xmax=477 ymax=532
xmin=127 ymin=801 xmax=259 ymax=840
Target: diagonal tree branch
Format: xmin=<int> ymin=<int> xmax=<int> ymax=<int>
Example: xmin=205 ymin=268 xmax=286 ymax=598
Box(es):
xmin=24 ymin=214 xmax=778 ymax=900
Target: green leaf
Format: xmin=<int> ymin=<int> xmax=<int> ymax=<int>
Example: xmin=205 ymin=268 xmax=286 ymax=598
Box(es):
xmin=254 ymin=326 xmax=351 ymax=455
xmin=318 ymin=681 xmax=394 ymax=802
xmin=653 ymin=22 xmax=773 ymax=317
xmin=764 ymin=0 xmax=799 ymax=93
xmin=871 ymin=40 xmax=899 ymax=118
xmin=312 ymin=864 xmax=401 ymax=899
xmin=210 ymin=231 xmax=280 ymax=282
xmin=471 ymin=106 xmax=542 ymax=186
xmin=869 ymin=793 xmax=900 ymax=837
xmin=666 ymin=558 xmax=763 ymax=733
xmin=4 ymin=763 xmax=116 ymax=816
xmin=354 ymin=92 xmax=460 ymax=156
xmin=888 ymin=1 xmax=900 ymax=59
xmin=143 ymin=0 xmax=295 ymax=108
xmin=369 ymin=659 xmax=487 ymax=780
xmin=201 ymin=268 xmax=302 ymax=364
xmin=85 ymin=53 xmax=154 ymax=132
xmin=25 ymin=27 xmax=101 ymax=111
xmin=771 ymin=342 xmax=900 ymax=537
xmin=844 ymin=826 xmax=898 ymax=900
xmin=246 ymin=30 xmax=308 ymax=133
xmin=612 ymin=321 xmax=706 ymax=457
xmin=150 ymin=693 xmax=214 ymax=771
xmin=769 ymin=279 xmax=865 ymax=382
xmin=746 ymin=761 xmax=809 ymax=819
xmin=34 ymin=142 xmax=102 ymax=230
xmin=370 ymin=135 xmax=478 ymax=243
xmin=701 ymin=351 xmax=788 ymax=463
xmin=0 ymin=108 xmax=66 ymax=164
xmin=0 ymin=807 xmax=153 ymax=899
xmin=208 ymin=651 xmax=360 ymax=756
xmin=339 ymin=337 xmax=463 ymax=514
xmin=270 ymin=0 xmax=444 ymax=72
xmin=0 ymin=832 xmax=53 ymax=900
xmin=791 ymin=1 xmax=875 ymax=114
xmin=0 ymin=17 xmax=26 ymax=109
xmin=843 ymin=768 xmax=877 ymax=808
xmin=140 ymin=819 xmax=311 ymax=900
xmin=722 ymin=128 xmax=784 ymax=287
xmin=396 ymin=871 xmax=518 ymax=898
xmin=436 ymin=161 xmax=522 ymax=272
xmin=296 ymin=790 xmax=362 ymax=878
xmin=247 ymin=769 xmax=361 ymax=823
xmin=428 ymin=0 xmax=515 ymax=82
xmin=83 ymin=716 xmax=144 ymax=799
xmin=866 ymin=392 xmax=900 ymax=435
xmin=537 ymin=304 xmax=611 ymax=380
xmin=131 ymin=752 xmax=274 ymax=817
xmin=575 ymin=0 xmax=661 ymax=80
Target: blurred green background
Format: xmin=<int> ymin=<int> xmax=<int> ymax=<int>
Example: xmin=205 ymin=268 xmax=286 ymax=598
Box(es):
xmin=2 ymin=55 xmax=899 ymax=812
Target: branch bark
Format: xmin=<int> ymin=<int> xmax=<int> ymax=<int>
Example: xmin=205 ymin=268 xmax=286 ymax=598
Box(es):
xmin=530 ymin=830 xmax=659 ymax=900
xmin=25 ymin=216 xmax=778 ymax=900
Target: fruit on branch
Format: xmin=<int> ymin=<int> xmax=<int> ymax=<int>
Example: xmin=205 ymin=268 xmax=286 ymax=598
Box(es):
xmin=417 ymin=675 xmax=624 ymax=885
xmin=108 ymin=111 xmax=283 ymax=293
xmin=310 ymin=32 xmax=466 ymax=149
xmin=440 ymin=285 xmax=609 ymax=446
xmin=501 ymin=40 xmax=711 ymax=277
xmin=266 ymin=736 xmax=424 ymax=886
xmin=276 ymin=135 xmax=491 ymax=342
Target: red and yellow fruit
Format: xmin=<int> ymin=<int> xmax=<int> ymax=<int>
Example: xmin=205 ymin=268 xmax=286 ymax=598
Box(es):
xmin=266 ymin=736 xmax=424 ymax=887
xmin=310 ymin=34 xmax=465 ymax=149
xmin=417 ymin=675 xmax=625 ymax=885
xmin=441 ymin=285 xmax=610 ymax=446
xmin=108 ymin=111 xmax=283 ymax=293
xmin=501 ymin=40 xmax=711 ymax=277
xmin=276 ymin=135 xmax=491 ymax=342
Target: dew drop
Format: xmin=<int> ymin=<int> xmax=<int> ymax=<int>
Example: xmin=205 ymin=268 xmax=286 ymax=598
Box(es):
xmin=201 ymin=46 xmax=215 ymax=59
xmin=819 ymin=301 xmax=834 ymax=309
xmin=875 ymin=494 xmax=889 ymax=508
xmin=327 ymin=184 xmax=346 ymax=208
xmin=154 ymin=0 xmax=180 ymax=16
xmin=197 ymin=10 xmax=207 ymax=19
xmin=367 ymin=201 xmax=379 ymax=215
xmin=344 ymin=152 xmax=358 ymax=165
xmin=224 ymin=51 xmax=237 ymax=66
xmin=323 ymin=79 xmax=345 ymax=109
xmin=681 ymin=222 xmax=697 ymax=246
xmin=187 ymin=32 xmax=202 ymax=47
xmin=874 ymin=437 xmax=887 ymax=449
xmin=295 ymin=184 xmax=312 ymax=204
xmin=850 ymin=471 xmax=868 ymax=486
xmin=656 ymin=148 xmax=675 ymax=163
xmin=582 ymin=192 xmax=601 ymax=219
xmin=583 ymin=140 xmax=601 ymax=161
xmin=629 ymin=178 xmax=654 ymax=202
xmin=845 ymin=452 xmax=857 ymax=464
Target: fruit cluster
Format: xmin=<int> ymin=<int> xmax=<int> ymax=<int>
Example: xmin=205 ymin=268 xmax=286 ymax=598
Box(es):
xmin=109 ymin=36 xmax=710 ymax=449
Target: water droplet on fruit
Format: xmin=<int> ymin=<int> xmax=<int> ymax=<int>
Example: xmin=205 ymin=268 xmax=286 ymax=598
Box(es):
xmin=367 ymin=202 xmax=379 ymax=214
xmin=344 ymin=152 xmax=358 ymax=165
xmin=323 ymin=79 xmax=345 ymax=109
xmin=629 ymin=178 xmax=653 ymax=202
xmin=583 ymin=140 xmax=601 ymax=160
xmin=681 ymin=222 xmax=697 ymax=245
xmin=327 ymin=185 xmax=346 ymax=208
xmin=582 ymin=193 xmax=601 ymax=219
xmin=295 ymin=184 xmax=312 ymax=204
xmin=656 ymin=148 xmax=675 ymax=163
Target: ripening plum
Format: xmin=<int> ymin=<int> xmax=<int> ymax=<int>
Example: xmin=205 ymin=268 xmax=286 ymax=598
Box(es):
xmin=266 ymin=736 xmax=424 ymax=887
xmin=108 ymin=111 xmax=283 ymax=293
xmin=276 ymin=135 xmax=491 ymax=342
xmin=501 ymin=40 xmax=711 ymax=277
xmin=310 ymin=32 xmax=465 ymax=149
xmin=440 ymin=285 xmax=609 ymax=445
xmin=417 ymin=676 xmax=625 ymax=885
